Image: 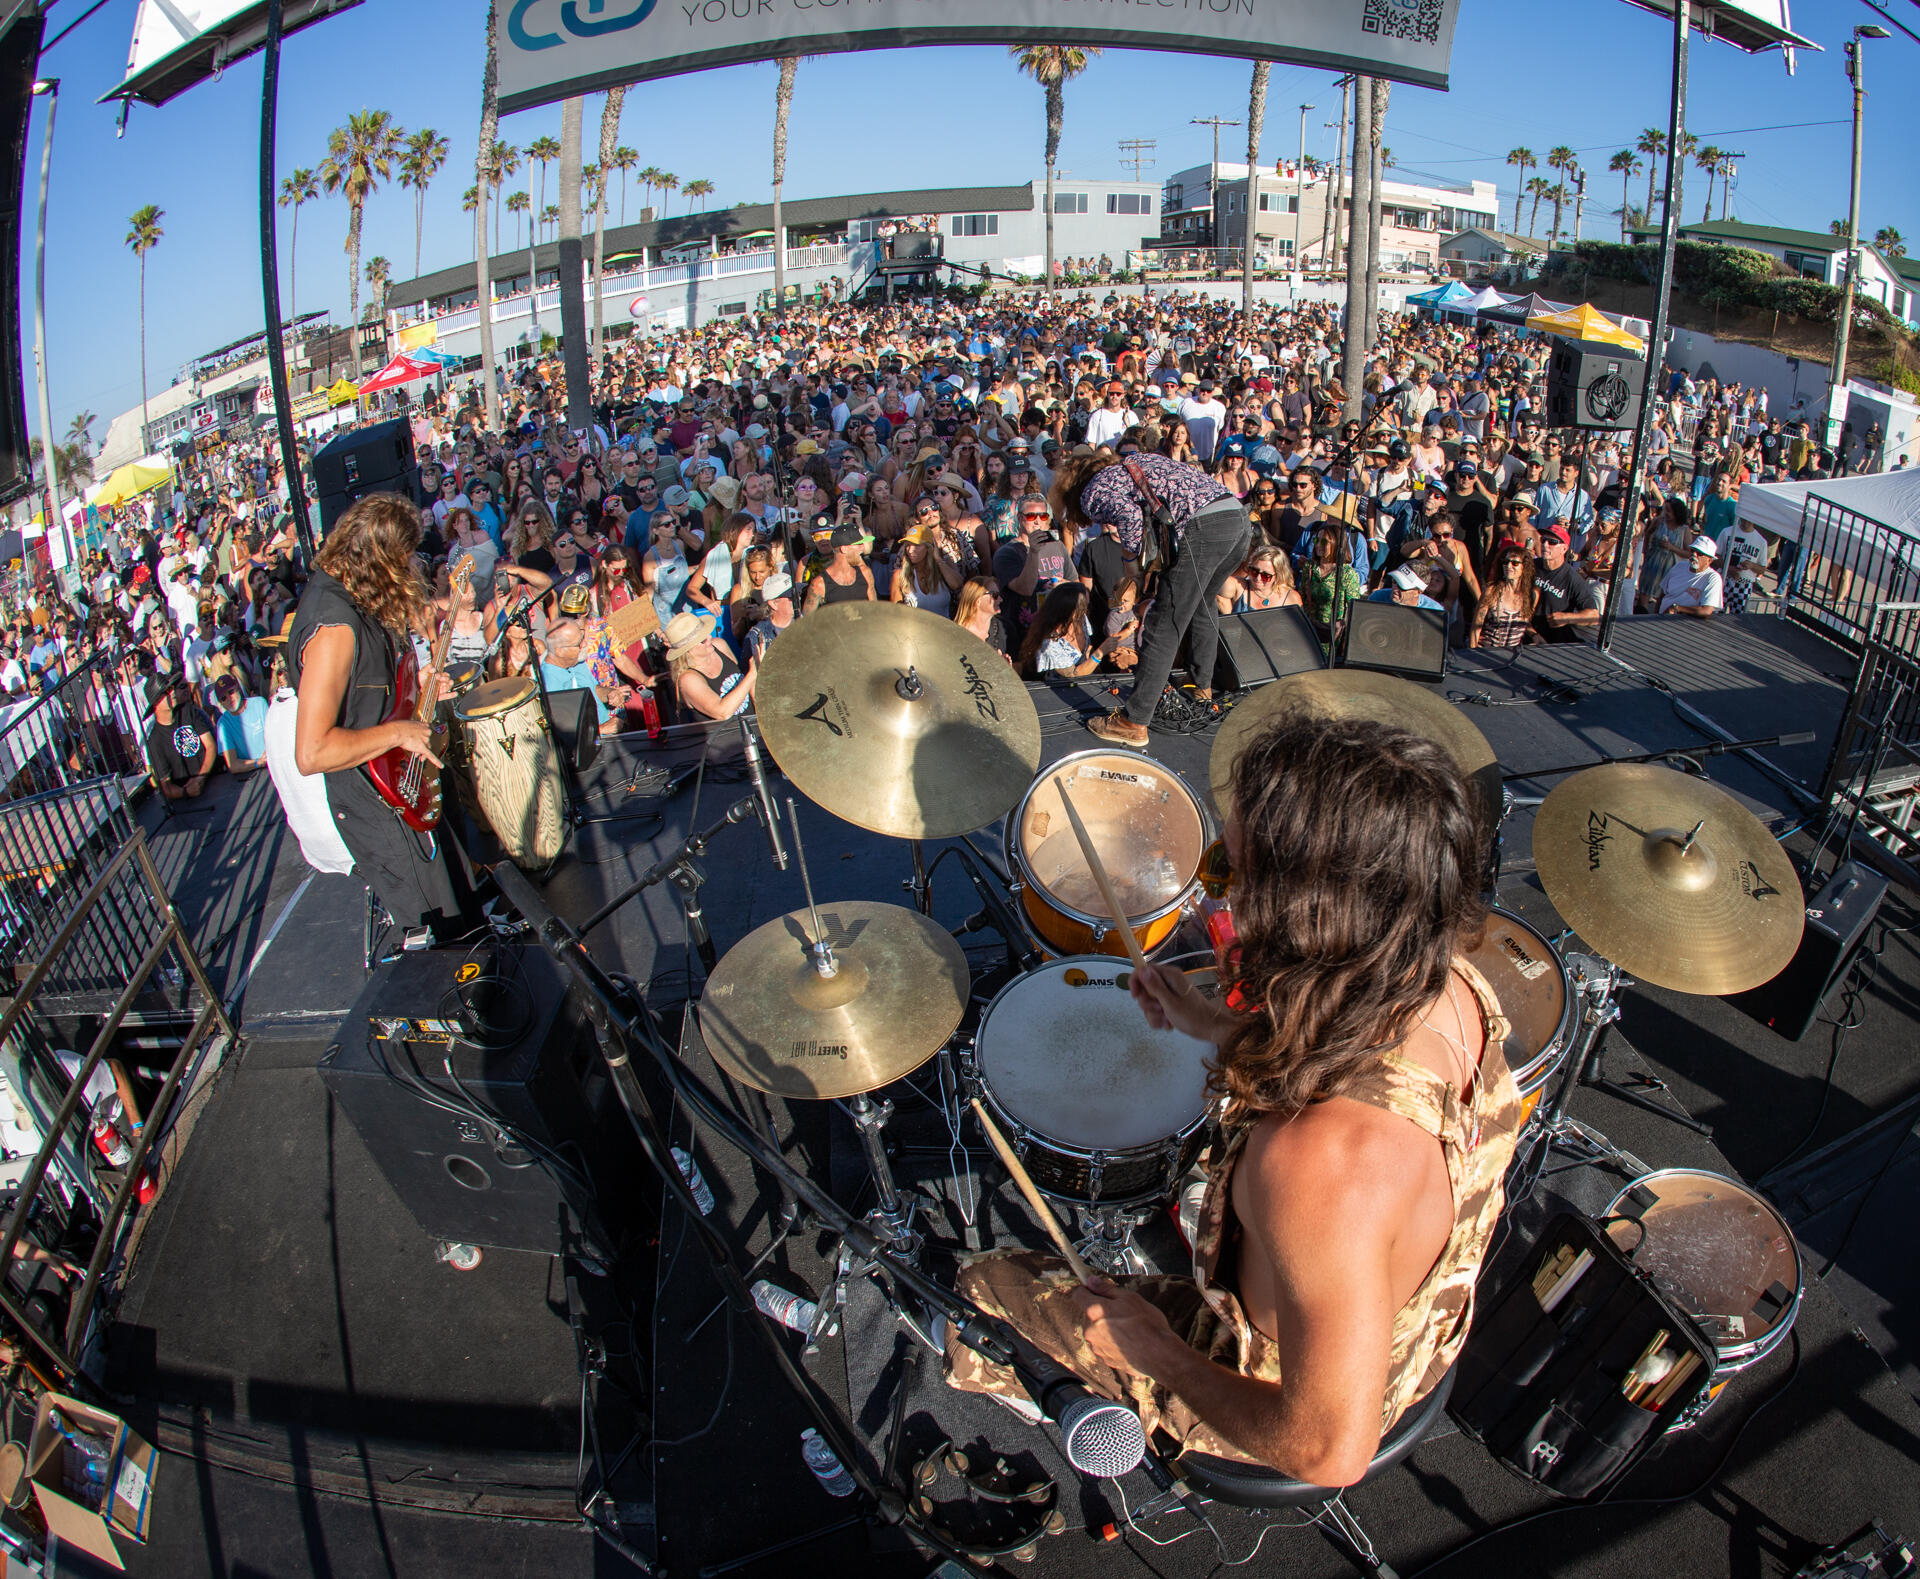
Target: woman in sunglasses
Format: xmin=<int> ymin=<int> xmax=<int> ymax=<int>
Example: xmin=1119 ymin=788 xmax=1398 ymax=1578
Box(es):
xmin=1215 ymin=546 xmax=1303 ymax=616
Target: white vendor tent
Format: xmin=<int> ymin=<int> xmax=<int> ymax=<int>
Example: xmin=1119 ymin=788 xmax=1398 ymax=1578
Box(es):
xmin=1737 ymin=468 xmax=1920 ymax=545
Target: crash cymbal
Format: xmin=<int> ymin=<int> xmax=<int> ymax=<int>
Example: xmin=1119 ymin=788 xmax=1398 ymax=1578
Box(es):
xmin=1208 ymin=669 xmax=1502 ymax=829
xmin=1533 ymin=764 xmax=1803 ymax=995
xmin=698 ymin=901 xmax=970 ymax=1100
xmin=755 ymin=603 xmax=1041 ymax=840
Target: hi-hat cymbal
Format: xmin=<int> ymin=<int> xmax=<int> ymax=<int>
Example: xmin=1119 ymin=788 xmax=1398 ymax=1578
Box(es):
xmin=755 ymin=603 xmax=1041 ymax=840
xmin=1208 ymin=669 xmax=1502 ymax=829
xmin=1533 ymin=764 xmax=1803 ymax=995
xmin=698 ymin=901 xmax=970 ymax=1099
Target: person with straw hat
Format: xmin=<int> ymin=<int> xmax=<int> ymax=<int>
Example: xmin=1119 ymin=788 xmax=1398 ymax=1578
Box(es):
xmin=662 ymin=610 xmax=756 ymax=722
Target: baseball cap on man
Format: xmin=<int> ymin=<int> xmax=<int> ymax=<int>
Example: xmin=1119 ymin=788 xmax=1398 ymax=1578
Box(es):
xmin=1388 ymin=564 xmax=1428 ymax=593
xmin=760 ymin=573 xmax=794 ymax=601
xmin=1541 ymin=524 xmax=1572 ymax=546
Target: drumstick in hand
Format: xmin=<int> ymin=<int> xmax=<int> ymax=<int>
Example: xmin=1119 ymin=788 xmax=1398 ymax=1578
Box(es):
xmin=1051 ymin=774 xmax=1151 ymax=975
xmin=970 ymin=1099 xmax=1096 ymax=1288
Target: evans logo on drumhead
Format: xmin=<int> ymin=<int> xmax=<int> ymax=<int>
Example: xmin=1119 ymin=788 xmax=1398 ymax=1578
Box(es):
xmin=1086 ymin=769 xmax=1146 ymax=787
xmin=1062 ymin=968 xmax=1129 ymax=990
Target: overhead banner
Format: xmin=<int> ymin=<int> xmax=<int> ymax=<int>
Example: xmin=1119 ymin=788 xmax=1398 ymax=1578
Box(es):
xmin=495 ymin=0 xmax=1463 ymax=114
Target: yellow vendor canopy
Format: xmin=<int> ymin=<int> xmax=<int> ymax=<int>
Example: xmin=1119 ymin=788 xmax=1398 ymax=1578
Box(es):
xmin=1525 ymin=303 xmax=1645 ymax=352
xmin=325 ymin=377 xmax=361 ymax=406
xmin=398 ymin=322 xmax=438 ymax=351
xmin=93 ymin=459 xmax=173 ymax=508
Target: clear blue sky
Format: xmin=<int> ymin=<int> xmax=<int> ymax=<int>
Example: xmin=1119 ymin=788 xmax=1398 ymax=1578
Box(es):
xmin=29 ymin=0 xmax=1919 ymax=449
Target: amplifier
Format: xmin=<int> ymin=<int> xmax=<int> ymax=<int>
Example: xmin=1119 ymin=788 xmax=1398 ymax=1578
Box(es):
xmin=1214 ymin=603 xmax=1327 ymax=689
xmin=1339 ymin=602 xmax=1448 ymax=681
xmin=1723 ymin=860 xmax=1889 ymax=1041
xmin=320 ymin=946 xmax=650 ymax=1257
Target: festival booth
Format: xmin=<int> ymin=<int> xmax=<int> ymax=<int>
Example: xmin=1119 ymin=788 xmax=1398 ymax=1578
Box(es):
xmin=1406 ymin=281 xmax=1476 ymax=318
xmin=358 ymin=352 xmax=441 ymax=394
xmin=89 ymin=457 xmax=173 ymax=510
xmin=1450 ymin=285 xmax=1514 ymax=321
xmin=1476 ymin=291 xmax=1572 ymax=327
xmin=1737 ymin=468 xmax=1920 ymax=546
xmin=324 ymin=377 xmax=360 ymax=407
xmin=1526 ymin=302 xmax=1646 ymax=352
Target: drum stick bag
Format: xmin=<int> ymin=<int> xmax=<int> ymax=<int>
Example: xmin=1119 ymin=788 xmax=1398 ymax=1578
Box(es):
xmin=1450 ymin=1211 xmax=1718 ymax=1501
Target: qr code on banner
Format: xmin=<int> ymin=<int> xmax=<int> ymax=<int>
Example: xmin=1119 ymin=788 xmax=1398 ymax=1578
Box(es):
xmin=1361 ymin=0 xmax=1444 ymax=44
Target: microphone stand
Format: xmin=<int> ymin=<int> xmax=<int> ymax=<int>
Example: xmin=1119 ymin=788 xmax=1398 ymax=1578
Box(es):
xmin=1317 ymin=380 xmax=1408 ymax=646
xmin=496 ymin=594 xmax=594 ymax=833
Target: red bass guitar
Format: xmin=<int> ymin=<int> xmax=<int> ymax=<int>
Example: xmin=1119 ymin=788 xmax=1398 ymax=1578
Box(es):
xmin=364 ymin=562 xmax=472 ymax=832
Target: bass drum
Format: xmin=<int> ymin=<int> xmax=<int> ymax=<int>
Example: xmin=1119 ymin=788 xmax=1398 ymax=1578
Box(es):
xmin=972 ymin=956 xmax=1220 ymax=1207
xmin=454 ymin=677 xmax=567 ymax=867
xmin=1004 ymin=750 xmax=1210 ymax=960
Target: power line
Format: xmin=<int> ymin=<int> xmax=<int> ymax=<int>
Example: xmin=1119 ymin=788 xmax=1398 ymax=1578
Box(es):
xmin=1117 ymin=138 xmax=1157 ymax=182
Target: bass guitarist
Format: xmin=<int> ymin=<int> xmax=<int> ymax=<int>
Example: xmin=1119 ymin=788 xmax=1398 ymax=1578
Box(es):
xmin=289 ymin=493 xmax=478 ymax=947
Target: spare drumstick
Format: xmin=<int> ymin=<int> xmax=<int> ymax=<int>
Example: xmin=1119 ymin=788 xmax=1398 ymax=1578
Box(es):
xmin=1051 ymin=774 xmax=1152 ymax=975
xmin=970 ymin=1098 xmax=1097 ymax=1288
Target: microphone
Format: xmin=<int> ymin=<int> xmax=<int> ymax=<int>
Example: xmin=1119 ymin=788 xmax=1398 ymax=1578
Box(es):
xmin=1004 ymin=1331 xmax=1146 ymax=1479
xmin=480 ymin=589 xmax=533 ymax=664
xmin=952 ymin=844 xmax=1040 ymax=972
xmin=738 ymin=712 xmax=789 ymax=870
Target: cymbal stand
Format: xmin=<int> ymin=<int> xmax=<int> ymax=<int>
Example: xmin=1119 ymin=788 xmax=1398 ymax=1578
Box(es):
xmin=906 ymin=840 xmax=932 ymax=916
xmin=1075 ymin=1204 xmax=1154 ymax=1277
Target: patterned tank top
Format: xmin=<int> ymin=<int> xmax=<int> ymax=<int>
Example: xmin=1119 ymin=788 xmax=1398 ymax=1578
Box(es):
xmin=1189 ymin=957 xmax=1526 ymax=1430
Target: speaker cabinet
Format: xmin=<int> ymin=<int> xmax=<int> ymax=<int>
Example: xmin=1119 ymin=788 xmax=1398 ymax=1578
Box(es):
xmin=311 ymin=417 xmax=417 ymax=531
xmin=1546 ymin=339 xmax=1645 ymax=432
xmin=1340 ymin=602 xmax=1448 ymax=681
xmin=320 ymin=947 xmax=650 ymax=1257
xmin=1215 ymin=604 xmax=1328 ymax=689
xmin=1724 ymin=861 xmax=1889 ymax=1041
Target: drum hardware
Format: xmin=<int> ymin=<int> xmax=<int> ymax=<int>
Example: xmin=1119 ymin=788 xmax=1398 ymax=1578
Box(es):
xmin=1074 ymin=1202 xmax=1157 ymax=1278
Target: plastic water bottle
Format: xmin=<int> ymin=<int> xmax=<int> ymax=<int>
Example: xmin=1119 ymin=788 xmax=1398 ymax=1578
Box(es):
xmin=799 ymin=1428 xmax=856 ymax=1498
xmin=671 ymin=1147 xmax=715 ymax=1217
xmin=639 ymin=687 xmax=662 ymax=741
xmin=49 ymin=1410 xmax=108 ymax=1507
xmin=751 ymin=1279 xmax=819 ymax=1334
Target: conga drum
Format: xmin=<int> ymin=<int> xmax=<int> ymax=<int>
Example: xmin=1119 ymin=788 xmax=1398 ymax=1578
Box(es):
xmin=453 ymin=678 xmax=567 ymax=866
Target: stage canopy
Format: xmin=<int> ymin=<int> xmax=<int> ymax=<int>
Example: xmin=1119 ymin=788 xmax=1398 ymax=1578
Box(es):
xmin=495 ymin=0 xmax=1464 ymax=115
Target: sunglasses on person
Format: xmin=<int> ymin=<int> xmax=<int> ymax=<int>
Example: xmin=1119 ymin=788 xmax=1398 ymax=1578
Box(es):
xmin=1251 ymin=570 xmax=1276 ymax=582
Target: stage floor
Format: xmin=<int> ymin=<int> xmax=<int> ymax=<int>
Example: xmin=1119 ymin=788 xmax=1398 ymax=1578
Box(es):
xmin=102 ymin=613 xmax=1920 ymax=1578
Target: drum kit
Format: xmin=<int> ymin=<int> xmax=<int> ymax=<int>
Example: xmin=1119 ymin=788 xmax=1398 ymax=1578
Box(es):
xmin=667 ymin=604 xmax=1809 ymax=1414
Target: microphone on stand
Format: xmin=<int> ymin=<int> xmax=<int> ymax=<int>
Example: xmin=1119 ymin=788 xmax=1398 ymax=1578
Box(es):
xmin=738 ymin=712 xmax=788 ymax=870
xmin=480 ymin=589 xmax=534 ymax=664
xmin=1001 ymin=1330 xmax=1146 ymax=1479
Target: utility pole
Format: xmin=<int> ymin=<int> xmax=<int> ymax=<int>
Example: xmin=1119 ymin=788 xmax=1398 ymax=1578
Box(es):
xmin=1191 ymin=115 xmax=1240 ymax=246
xmin=1827 ymin=27 xmax=1886 ymax=449
xmin=1572 ymin=167 xmax=1587 ymax=245
xmin=1716 ymin=149 xmax=1744 ymax=220
xmin=1118 ymin=138 xmax=1157 ymax=183
xmin=1294 ymin=102 xmax=1314 ymax=274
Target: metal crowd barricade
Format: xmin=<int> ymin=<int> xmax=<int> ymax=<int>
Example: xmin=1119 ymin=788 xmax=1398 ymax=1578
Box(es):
xmin=1781 ymin=494 xmax=1920 ymax=651
xmin=0 ymin=829 xmax=234 ymax=1385
xmin=0 ymin=650 xmax=151 ymax=1002
xmin=1817 ymin=602 xmax=1920 ymax=870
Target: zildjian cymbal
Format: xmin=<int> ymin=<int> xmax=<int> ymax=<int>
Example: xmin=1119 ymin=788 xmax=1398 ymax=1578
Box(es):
xmin=1533 ymin=764 xmax=1804 ymax=995
xmin=1208 ymin=668 xmax=1503 ymax=831
xmin=754 ymin=603 xmax=1041 ymax=840
xmin=698 ymin=901 xmax=970 ymax=1100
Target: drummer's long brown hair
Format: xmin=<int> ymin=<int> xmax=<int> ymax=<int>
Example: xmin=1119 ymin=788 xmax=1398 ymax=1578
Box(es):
xmin=312 ymin=493 xmax=427 ymax=637
xmin=1216 ymin=717 xmax=1487 ymax=1118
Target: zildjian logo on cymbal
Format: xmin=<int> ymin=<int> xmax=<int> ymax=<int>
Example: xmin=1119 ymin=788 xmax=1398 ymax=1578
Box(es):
xmin=1585 ymin=811 xmax=1612 ymax=872
xmin=957 ymin=654 xmax=1000 ymax=723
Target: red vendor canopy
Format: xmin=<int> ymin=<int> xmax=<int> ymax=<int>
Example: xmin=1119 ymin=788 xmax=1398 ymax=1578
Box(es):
xmin=357 ymin=352 xmax=441 ymax=394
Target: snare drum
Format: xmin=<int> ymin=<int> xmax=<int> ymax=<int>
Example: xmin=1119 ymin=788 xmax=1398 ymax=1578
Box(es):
xmin=1605 ymin=1169 xmax=1803 ymax=1424
xmin=1466 ymin=909 xmax=1574 ymax=1126
xmin=972 ymin=956 xmax=1219 ymax=1207
xmin=1005 ymin=750 xmax=1211 ymax=960
xmin=455 ymin=677 xmax=567 ymax=867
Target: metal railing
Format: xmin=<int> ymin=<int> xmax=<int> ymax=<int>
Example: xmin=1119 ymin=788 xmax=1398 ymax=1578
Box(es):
xmin=0 ymin=651 xmax=154 ymax=1000
xmin=0 ymin=828 xmax=233 ymax=1385
xmin=1780 ymin=493 xmax=1920 ymax=651
xmin=1817 ymin=603 xmax=1920 ymax=872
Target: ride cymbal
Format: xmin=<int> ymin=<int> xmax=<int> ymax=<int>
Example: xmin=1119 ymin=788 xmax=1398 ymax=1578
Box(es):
xmin=755 ymin=603 xmax=1041 ymax=839
xmin=1533 ymin=764 xmax=1803 ymax=995
xmin=698 ymin=901 xmax=970 ymax=1099
xmin=1208 ymin=669 xmax=1502 ymax=830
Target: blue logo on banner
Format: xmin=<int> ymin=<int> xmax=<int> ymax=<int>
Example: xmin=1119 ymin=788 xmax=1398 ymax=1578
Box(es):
xmin=509 ymin=0 xmax=656 ymax=52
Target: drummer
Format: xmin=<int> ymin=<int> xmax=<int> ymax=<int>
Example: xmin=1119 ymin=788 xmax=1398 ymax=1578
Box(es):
xmin=949 ymin=715 xmax=1524 ymax=1485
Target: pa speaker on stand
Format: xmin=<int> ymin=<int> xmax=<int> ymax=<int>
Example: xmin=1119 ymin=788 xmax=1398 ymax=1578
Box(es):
xmin=311 ymin=417 xmax=418 ymax=532
xmin=1546 ymin=339 xmax=1645 ymax=432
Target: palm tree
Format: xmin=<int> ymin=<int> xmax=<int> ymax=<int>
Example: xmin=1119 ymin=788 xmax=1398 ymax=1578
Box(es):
xmin=1544 ymin=145 xmax=1576 ymax=248
xmin=1525 ymin=176 xmax=1553 ymax=237
xmin=1694 ymin=144 xmax=1722 ymax=223
xmin=611 ymin=145 xmax=638 ymax=224
xmin=507 ymin=189 xmax=530 ymax=248
xmin=1363 ymin=78 xmax=1390 ymax=358
xmin=1011 ymin=46 xmax=1103 ymax=288
xmin=526 ymin=134 xmax=561 ymax=230
xmin=1240 ymin=61 xmax=1269 ymax=329
xmin=364 ymin=255 xmax=391 ymax=327
xmin=682 ymin=178 xmax=714 ymax=213
xmin=1547 ymin=183 xmax=1572 ymax=250
xmin=489 ymin=140 xmax=519 ymax=254
xmin=1608 ymin=151 xmax=1641 ymax=242
xmin=277 ymin=168 xmax=318 ymax=330
xmin=1505 ymin=147 xmax=1536 ymax=234
xmin=1874 ymin=226 xmax=1905 ymax=258
xmin=1830 ymin=219 xmax=1847 ymax=237
xmin=592 ymin=88 xmax=625 ymax=358
xmin=1636 ymin=127 xmax=1666 ymax=222
xmin=474 ymin=0 xmax=501 ymax=429
xmin=582 ymin=163 xmax=602 ymax=212
xmin=1342 ymin=76 xmax=1374 ymax=418
xmin=638 ymin=165 xmax=663 ymax=214
xmin=772 ymin=56 xmax=800 ymax=312
xmin=542 ymin=204 xmax=558 ymax=241
xmin=65 ymin=410 xmax=95 ymax=455
xmin=398 ymin=128 xmax=449 ymax=278
xmin=655 ymin=171 xmax=678 ymax=213
xmin=51 ymin=440 xmax=91 ymax=495
xmin=320 ymin=110 xmax=404 ymax=379
xmin=125 ymin=205 xmax=163 ymax=439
